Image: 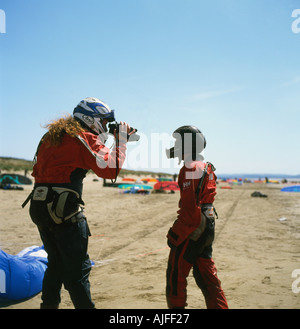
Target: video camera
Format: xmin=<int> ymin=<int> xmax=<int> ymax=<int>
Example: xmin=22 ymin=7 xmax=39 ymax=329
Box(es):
xmin=108 ymin=122 xmax=140 ymax=142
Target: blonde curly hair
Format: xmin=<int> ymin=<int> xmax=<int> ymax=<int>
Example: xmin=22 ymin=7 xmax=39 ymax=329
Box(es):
xmin=43 ymin=115 xmax=85 ymax=146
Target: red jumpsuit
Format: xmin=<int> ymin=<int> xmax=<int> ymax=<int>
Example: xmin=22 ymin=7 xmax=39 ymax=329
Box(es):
xmin=29 ymin=131 xmax=126 ymax=308
xmin=166 ymin=160 xmax=228 ymax=309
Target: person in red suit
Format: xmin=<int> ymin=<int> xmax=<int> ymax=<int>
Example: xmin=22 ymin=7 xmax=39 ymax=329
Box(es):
xmin=165 ymin=125 xmax=228 ymax=309
xmin=26 ymin=97 xmax=134 ymax=309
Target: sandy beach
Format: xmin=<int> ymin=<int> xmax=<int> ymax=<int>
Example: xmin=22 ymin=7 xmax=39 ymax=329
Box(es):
xmin=0 ymin=173 xmax=300 ymax=309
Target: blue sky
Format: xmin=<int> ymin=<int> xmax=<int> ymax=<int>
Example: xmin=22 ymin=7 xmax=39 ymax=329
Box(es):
xmin=0 ymin=0 xmax=300 ymax=175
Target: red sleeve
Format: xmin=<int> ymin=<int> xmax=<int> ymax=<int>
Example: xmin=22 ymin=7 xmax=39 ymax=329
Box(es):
xmin=78 ymin=132 xmax=127 ymax=179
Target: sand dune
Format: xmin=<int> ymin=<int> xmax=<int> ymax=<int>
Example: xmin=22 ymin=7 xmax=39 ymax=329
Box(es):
xmin=1 ymin=173 xmax=299 ymax=309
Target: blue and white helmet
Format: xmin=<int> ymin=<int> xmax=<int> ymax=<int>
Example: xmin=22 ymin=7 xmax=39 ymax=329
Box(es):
xmin=73 ymin=97 xmax=115 ymax=137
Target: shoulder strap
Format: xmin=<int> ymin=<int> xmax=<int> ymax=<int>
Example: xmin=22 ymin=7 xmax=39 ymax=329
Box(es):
xmin=195 ymin=162 xmax=216 ymax=205
xmin=195 ymin=163 xmax=208 ymax=205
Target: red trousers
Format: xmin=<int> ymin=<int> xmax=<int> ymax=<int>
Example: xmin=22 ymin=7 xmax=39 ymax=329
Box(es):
xmin=166 ymin=239 xmax=228 ymax=309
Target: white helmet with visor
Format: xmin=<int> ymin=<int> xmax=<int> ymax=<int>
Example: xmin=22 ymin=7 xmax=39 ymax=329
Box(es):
xmin=73 ymin=97 xmax=115 ymax=140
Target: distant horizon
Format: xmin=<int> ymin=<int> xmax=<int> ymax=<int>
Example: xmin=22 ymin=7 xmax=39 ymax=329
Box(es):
xmin=0 ymin=155 xmax=299 ymax=178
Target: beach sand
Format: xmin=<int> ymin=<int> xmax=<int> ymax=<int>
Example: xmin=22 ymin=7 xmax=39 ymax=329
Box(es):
xmin=0 ymin=173 xmax=300 ymax=309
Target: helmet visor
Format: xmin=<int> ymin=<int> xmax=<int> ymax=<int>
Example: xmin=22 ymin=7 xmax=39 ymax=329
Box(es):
xmin=94 ymin=109 xmax=115 ymax=122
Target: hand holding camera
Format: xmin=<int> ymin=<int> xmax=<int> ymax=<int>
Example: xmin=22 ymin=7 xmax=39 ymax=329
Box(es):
xmin=108 ymin=121 xmax=140 ymax=142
